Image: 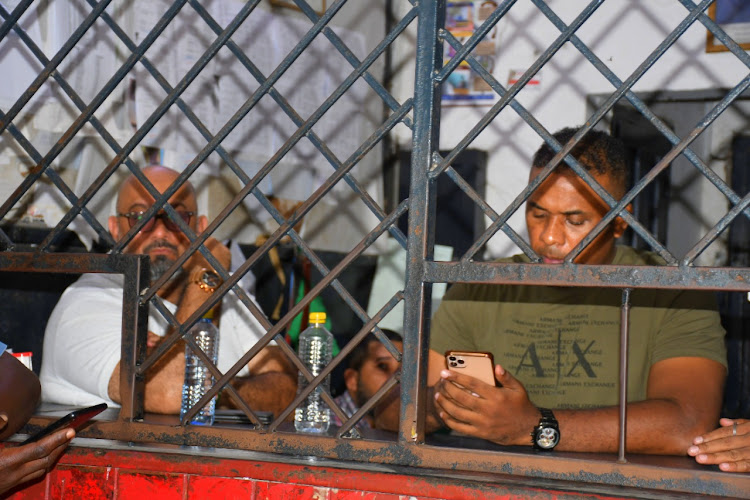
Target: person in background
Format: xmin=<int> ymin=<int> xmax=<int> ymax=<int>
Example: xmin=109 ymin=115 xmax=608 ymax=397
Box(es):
xmin=332 ymin=330 xmax=402 ymax=431
xmin=41 ymin=165 xmax=296 ymax=417
xmin=689 ymin=418 xmax=750 ymax=472
xmin=0 ymin=344 xmax=73 ymax=495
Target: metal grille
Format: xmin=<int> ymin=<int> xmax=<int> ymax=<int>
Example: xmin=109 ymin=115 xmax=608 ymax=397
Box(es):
xmin=1 ymin=0 xmax=750 ymax=491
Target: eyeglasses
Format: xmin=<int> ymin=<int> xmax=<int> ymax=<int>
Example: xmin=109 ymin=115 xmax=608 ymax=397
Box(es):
xmin=117 ymin=210 xmax=194 ymax=233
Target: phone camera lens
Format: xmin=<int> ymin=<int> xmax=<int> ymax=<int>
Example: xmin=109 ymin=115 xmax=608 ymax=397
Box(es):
xmin=450 ymin=361 xmax=457 ymax=367
xmin=457 ymin=359 xmax=465 ymax=365
xmin=448 ymin=356 xmax=456 ymax=361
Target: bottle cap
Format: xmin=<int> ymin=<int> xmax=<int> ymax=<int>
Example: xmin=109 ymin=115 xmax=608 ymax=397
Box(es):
xmin=12 ymin=352 xmax=33 ymax=371
xmin=309 ymin=312 xmax=326 ymax=323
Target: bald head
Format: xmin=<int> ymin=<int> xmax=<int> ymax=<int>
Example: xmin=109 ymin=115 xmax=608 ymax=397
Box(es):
xmin=115 ymin=165 xmax=196 ymax=214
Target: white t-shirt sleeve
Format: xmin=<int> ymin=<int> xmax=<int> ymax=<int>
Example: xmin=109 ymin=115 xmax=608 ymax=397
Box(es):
xmin=41 ymin=274 xmax=123 ymax=406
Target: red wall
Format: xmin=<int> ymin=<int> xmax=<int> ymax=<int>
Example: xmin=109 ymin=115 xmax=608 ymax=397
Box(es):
xmin=5 ymin=444 xmax=633 ymax=499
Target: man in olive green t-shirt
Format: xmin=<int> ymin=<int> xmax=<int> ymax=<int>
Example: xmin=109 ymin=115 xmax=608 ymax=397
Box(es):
xmin=378 ymin=127 xmax=727 ymax=456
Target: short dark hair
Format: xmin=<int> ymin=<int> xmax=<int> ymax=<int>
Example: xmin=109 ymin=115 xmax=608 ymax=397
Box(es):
xmin=346 ymin=329 xmax=402 ymax=372
xmin=532 ymin=127 xmax=629 ymax=197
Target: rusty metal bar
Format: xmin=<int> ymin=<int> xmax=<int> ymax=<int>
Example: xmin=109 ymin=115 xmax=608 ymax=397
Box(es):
xmin=119 ymin=255 xmax=151 ymax=422
xmin=435 ymin=0 xmax=515 ymax=83
xmin=618 ymin=288 xmax=631 ymax=463
xmin=433 ymin=0 xmax=603 ymax=177
xmin=425 ymin=261 xmax=750 ymax=292
xmin=0 ymin=0 xmax=115 ymax=137
xmin=400 ymin=0 xmax=443 ymax=445
xmin=0 ymin=0 xmax=189 ymax=223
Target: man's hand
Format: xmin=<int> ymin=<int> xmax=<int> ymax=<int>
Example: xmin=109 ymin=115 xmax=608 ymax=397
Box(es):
xmin=184 ymin=237 xmax=231 ymax=276
xmin=434 ymin=364 xmax=539 ymax=446
xmin=0 ymin=428 xmax=74 ymax=495
xmin=689 ymin=418 xmax=750 ymax=472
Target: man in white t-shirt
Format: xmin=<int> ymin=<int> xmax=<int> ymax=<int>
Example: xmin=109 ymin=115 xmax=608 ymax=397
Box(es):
xmin=41 ymin=165 xmax=296 ymax=416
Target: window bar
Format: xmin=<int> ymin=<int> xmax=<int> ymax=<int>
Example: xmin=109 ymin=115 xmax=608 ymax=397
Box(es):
xmin=571 ymin=71 xmax=750 ymax=266
xmin=290 ymin=0 xmax=416 ymax=130
xmin=195 ymin=200 xmax=410 ymax=429
xmin=186 ymin=0 xmax=415 ymax=249
xmin=120 ymin=254 xmax=152 ymax=421
xmin=435 ymin=0 xmax=515 ymax=82
xmin=542 ymin=0 xmax=750 ymax=223
xmin=433 ymin=0 xmax=603 ymax=175
xmin=618 ymin=288 xmax=632 ymax=463
xmin=0 ymin=0 xmax=115 ymax=137
xmin=136 ymin=103 xmax=413 ymax=423
xmin=0 ymin=0 xmax=190 ymax=223
xmin=682 ymin=190 xmax=750 ymax=267
xmin=0 ymin=0 xmax=33 ymax=40
xmin=400 ymin=0 xmax=443 ymax=445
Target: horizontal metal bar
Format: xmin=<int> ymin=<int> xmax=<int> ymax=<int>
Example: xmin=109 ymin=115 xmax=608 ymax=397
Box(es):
xmin=0 ymin=251 xmax=144 ymax=275
xmin=424 ymin=261 xmax=750 ymax=291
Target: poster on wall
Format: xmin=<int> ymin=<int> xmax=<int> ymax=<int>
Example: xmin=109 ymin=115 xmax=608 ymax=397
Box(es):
xmin=442 ymin=1 xmax=499 ymax=106
xmin=706 ymin=0 xmax=750 ymax=52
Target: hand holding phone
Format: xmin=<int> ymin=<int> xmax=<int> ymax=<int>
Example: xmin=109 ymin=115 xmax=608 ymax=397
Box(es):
xmin=445 ymin=351 xmax=496 ymax=387
xmin=21 ymin=403 xmax=107 ymax=445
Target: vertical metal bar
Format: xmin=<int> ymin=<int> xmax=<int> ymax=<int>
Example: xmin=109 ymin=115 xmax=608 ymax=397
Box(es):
xmin=618 ymin=288 xmax=632 ymax=463
xmin=400 ymin=0 xmax=444 ymax=444
xmin=119 ymin=255 xmax=150 ymax=421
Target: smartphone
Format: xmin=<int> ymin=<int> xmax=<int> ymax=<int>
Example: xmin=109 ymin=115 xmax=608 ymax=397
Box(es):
xmin=21 ymin=403 xmax=107 ymax=445
xmin=445 ymin=351 xmax=496 ymax=386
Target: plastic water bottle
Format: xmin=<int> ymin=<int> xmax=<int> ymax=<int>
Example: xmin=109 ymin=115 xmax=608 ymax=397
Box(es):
xmin=295 ymin=312 xmax=333 ymax=433
xmin=180 ymin=317 xmax=219 ymax=425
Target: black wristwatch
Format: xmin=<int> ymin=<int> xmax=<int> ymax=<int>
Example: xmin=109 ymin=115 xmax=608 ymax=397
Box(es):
xmin=532 ymin=407 xmax=560 ymax=450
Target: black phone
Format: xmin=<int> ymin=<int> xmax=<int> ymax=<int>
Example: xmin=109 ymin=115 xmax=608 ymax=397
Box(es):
xmin=21 ymin=403 xmax=107 ymax=445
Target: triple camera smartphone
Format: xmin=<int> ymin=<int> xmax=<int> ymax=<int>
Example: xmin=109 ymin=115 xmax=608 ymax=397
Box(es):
xmin=444 ymin=350 xmax=495 ymax=386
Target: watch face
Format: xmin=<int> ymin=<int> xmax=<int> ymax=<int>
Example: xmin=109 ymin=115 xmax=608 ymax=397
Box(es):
xmin=202 ymin=271 xmax=221 ymax=288
xmin=536 ymin=427 xmax=559 ymax=449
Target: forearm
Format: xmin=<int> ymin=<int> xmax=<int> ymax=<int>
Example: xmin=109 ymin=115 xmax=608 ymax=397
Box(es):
xmin=551 ymin=399 xmax=717 ymax=454
xmin=109 ymin=339 xmax=186 ymax=414
xmin=231 ymin=372 xmax=297 ymax=418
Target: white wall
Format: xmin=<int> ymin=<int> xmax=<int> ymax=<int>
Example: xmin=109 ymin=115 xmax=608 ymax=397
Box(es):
xmin=390 ymin=0 xmax=748 ymax=260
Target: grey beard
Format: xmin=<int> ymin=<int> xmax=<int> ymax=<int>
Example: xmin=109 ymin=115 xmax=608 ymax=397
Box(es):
xmin=150 ymin=255 xmax=183 ymax=284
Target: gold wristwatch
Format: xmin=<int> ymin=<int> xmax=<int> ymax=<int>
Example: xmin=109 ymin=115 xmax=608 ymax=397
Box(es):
xmin=191 ymin=268 xmax=222 ymax=293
